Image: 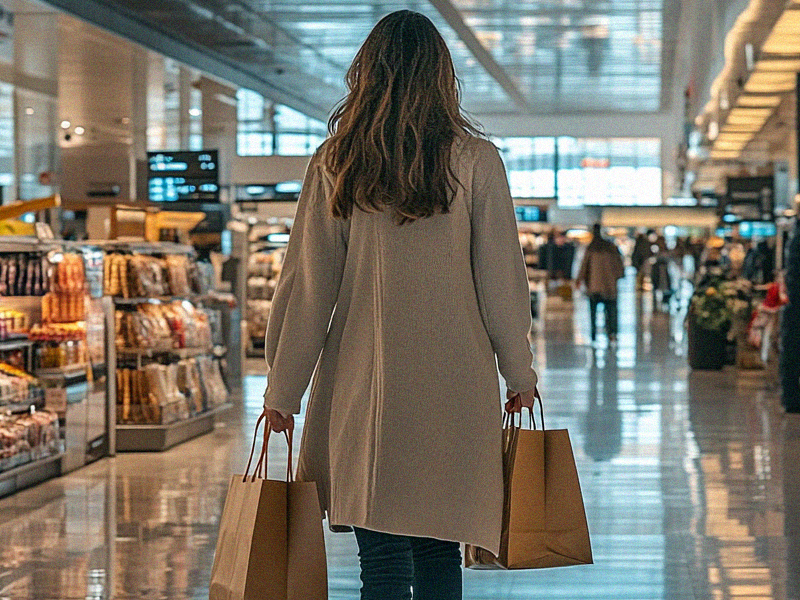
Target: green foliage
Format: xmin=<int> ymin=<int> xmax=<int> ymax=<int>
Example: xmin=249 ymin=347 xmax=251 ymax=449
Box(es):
xmin=690 ymin=276 xmax=752 ymax=333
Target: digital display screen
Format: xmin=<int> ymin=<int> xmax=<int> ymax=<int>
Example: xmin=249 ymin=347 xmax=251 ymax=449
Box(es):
xmin=738 ymin=221 xmax=777 ymax=238
xmin=147 ymin=150 xmax=219 ymax=202
xmin=514 ymin=205 xmax=547 ymax=222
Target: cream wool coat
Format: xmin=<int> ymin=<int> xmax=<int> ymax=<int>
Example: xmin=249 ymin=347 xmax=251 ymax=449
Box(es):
xmin=263 ymin=136 xmax=538 ymax=555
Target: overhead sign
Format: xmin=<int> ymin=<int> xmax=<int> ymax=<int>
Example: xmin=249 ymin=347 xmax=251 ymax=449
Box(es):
xmin=147 ymin=150 xmax=220 ymax=203
xmin=723 ymin=176 xmax=774 ymax=222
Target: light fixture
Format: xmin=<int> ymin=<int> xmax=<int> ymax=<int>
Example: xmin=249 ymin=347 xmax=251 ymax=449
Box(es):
xmin=74 ymin=126 xmax=85 ymax=135
xmin=754 ymin=58 xmax=800 ymax=72
xmin=708 ymin=121 xmax=719 ymax=140
xmin=744 ymin=71 xmax=796 ymax=93
xmin=728 ymin=107 xmax=772 ymax=118
xmin=60 ymin=120 xmax=71 ymax=129
xmin=24 ymin=107 xmax=34 ymax=116
xmin=189 ymin=108 xmax=201 ymax=117
xmin=716 ymin=133 xmax=753 ymax=142
xmin=736 ymin=95 xmax=782 ymax=108
xmin=121 ymin=117 xmax=131 ymax=125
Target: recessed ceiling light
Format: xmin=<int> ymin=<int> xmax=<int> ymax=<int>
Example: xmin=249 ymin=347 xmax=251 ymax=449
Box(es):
xmin=60 ymin=120 xmax=71 ymax=129
xmin=74 ymin=126 xmax=85 ymax=135
xmin=25 ymin=107 xmax=34 ymax=115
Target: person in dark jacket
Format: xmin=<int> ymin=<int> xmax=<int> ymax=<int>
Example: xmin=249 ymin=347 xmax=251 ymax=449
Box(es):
xmin=781 ymin=219 xmax=800 ymax=413
xmin=578 ymin=223 xmax=625 ymax=342
xmin=631 ymin=230 xmax=652 ymax=291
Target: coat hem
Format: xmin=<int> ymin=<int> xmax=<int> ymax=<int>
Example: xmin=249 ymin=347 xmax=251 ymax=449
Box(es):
xmin=329 ymin=517 xmax=501 ymax=557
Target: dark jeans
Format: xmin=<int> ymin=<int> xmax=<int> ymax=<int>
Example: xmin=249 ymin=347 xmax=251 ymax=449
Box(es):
xmin=589 ymin=294 xmax=618 ymax=340
xmin=353 ymin=527 xmax=462 ymax=600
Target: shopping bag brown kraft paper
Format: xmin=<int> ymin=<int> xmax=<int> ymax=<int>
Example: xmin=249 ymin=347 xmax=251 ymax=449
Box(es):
xmin=465 ymin=391 xmax=593 ymax=570
xmin=209 ymin=412 xmax=328 ymax=600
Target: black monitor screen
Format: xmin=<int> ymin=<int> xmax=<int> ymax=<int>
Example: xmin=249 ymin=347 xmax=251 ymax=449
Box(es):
xmin=148 ymin=150 xmax=220 ymax=202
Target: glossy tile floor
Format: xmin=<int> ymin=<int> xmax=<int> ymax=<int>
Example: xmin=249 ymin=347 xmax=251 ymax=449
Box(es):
xmin=2 ymin=276 xmax=800 ymax=599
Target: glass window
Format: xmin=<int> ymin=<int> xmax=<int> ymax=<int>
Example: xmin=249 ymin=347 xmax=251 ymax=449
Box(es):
xmin=556 ymin=136 xmax=661 ymax=207
xmin=237 ymin=89 xmax=326 ymax=156
xmin=494 ymin=136 xmax=556 ymax=198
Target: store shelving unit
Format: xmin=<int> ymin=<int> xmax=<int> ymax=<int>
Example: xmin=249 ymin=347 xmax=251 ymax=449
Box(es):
xmin=115 ymin=402 xmax=232 ymax=452
xmin=237 ymin=218 xmax=290 ymax=357
xmin=105 ymin=242 xmax=230 ymax=452
xmin=0 ymin=452 xmax=64 ymax=497
xmin=0 ymin=238 xmax=104 ymax=497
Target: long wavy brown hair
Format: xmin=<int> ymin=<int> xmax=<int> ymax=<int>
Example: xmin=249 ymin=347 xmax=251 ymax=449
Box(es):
xmin=324 ymin=10 xmax=481 ymax=224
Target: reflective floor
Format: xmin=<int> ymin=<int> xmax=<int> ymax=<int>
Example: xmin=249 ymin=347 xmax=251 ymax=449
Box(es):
xmin=2 ymin=276 xmax=799 ymax=599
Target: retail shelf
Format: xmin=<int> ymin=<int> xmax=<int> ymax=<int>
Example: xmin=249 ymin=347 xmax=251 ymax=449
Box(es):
xmin=0 ymin=400 xmax=41 ymax=414
xmin=115 ymin=403 xmax=233 ymax=452
xmin=117 ymin=346 xmax=214 ymax=359
xmin=0 ymin=338 xmax=33 ymax=352
xmin=36 ymin=364 xmax=89 ymax=379
xmin=112 ymin=295 xmax=201 ymax=305
xmin=0 ymin=452 xmax=63 ymax=499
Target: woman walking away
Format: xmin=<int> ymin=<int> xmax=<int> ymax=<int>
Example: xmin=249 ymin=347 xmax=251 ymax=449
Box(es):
xmin=261 ymin=10 xmax=538 ymax=600
xmin=578 ymin=224 xmax=625 ymax=343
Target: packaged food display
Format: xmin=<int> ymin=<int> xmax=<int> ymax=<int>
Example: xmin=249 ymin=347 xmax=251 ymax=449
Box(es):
xmin=0 ymin=253 xmax=49 ymax=297
xmin=52 ymin=253 xmax=86 ymax=294
xmin=41 ymin=253 xmax=87 ymax=324
xmin=104 ymin=252 xmax=208 ymax=299
xmin=116 ymin=357 xmax=227 ymax=425
xmin=0 ymin=309 xmax=29 ymax=339
xmin=0 ymin=410 xmax=60 ymax=473
xmin=30 ymin=323 xmax=88 ymax=369
xmin=115 ymin=301 xmax=212 ymax=351
xmin=247 ymin=247 xmax=284 ymax=350
xmin=0 ymin=363 xmax=44 ymax=409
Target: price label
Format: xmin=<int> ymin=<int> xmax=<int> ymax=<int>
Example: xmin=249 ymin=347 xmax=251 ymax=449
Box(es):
xmin=45 ymin=387 xmax=67 ymax=411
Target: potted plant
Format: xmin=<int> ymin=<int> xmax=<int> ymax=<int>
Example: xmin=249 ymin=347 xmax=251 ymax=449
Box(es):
xmin=688 ymin=281 xmax=732 ymax=370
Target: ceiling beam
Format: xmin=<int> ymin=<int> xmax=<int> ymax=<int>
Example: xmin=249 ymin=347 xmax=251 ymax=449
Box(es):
xmin=42 ymin=0 xmax=333 ymax=121
xmin=427 ymin=0 xmax=531 ymax=113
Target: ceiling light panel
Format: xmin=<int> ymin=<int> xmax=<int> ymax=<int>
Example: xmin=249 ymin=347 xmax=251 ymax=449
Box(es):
xmin=736 ymin=95 xmax=783 ymax=108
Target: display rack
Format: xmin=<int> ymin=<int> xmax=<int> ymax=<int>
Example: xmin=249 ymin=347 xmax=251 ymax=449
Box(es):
xmin=0 ymin=452 xmax=63 ymax=498
xmin=115 ymin=402 xmax=232 ymax=452
xmin=104 ymin=241 xmax=230 ymax=452
xmin=238 ymin=218 xmax=290 ymax=357
xmin=0 ymin=238 xmax=107 ymax=497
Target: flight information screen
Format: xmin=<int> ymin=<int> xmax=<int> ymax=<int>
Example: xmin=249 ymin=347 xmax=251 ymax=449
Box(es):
xmin=147 ymin=150 xmax=220 ymax=202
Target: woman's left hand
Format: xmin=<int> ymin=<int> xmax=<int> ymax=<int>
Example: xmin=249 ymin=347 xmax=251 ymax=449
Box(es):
xmin=265 ymin=408 xmax=294 ymax=433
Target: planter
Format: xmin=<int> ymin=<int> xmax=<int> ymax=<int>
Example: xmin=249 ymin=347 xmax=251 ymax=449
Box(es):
xmin=688 ymin=315 xmax=728 ymax=370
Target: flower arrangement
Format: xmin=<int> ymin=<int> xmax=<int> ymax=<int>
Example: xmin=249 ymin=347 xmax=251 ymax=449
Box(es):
xmin=690 ymin=276 xmax=752 ymax=333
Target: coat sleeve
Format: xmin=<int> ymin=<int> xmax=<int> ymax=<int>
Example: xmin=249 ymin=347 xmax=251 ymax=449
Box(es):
xmin=577 ymin=251 xmax=590 ymax=287
xmin=614 ymin=248 xmax=625 ymax=280
xmin=470 ymin=141 xmax=538 ymax=394
xmin=263 ymin=152 xmax=348 ymax=415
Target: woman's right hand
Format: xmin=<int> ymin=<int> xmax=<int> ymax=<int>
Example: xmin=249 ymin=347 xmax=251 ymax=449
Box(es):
xmin=265 ymin=408 xmax=294 ymax=433
xmin=505 ymin=388 xmax=536 ymax=413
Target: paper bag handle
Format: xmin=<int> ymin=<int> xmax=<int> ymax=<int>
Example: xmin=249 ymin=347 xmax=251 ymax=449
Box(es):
xmin=503 ymin=387 xmax=545 ymax=431
xmin=243 ymin=409 xmax=294 ymax=483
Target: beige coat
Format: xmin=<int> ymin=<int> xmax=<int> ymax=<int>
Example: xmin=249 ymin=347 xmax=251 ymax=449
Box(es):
xmin=263 ymin=137 xmax=537 ymax=555
xmin=577 ymin=241 xmax=625 ymax=299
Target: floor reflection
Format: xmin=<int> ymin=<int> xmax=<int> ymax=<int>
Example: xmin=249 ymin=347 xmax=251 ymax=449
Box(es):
xmin=0 ymin=275 xmax=797 ymax=599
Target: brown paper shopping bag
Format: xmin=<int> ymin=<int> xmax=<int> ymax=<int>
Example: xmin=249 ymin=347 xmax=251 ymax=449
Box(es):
xmin=465 ymin=390 xmax=593 ymax=570
xmin=209 ymin=411 xmax=328 ymax=600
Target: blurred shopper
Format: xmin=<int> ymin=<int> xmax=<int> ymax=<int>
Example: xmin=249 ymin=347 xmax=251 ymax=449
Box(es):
xmin=631 ymin=230 xmax=652 ymax=291
xmin=578 ymin=223 xmax=625 ymax=342
xmin=650 ymin=235 xmax=674 ymax=308
xmin=261 ymin=11 xmax=538 ymax=600
xmin=743 ymin=239 xmax=775 ymax=284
